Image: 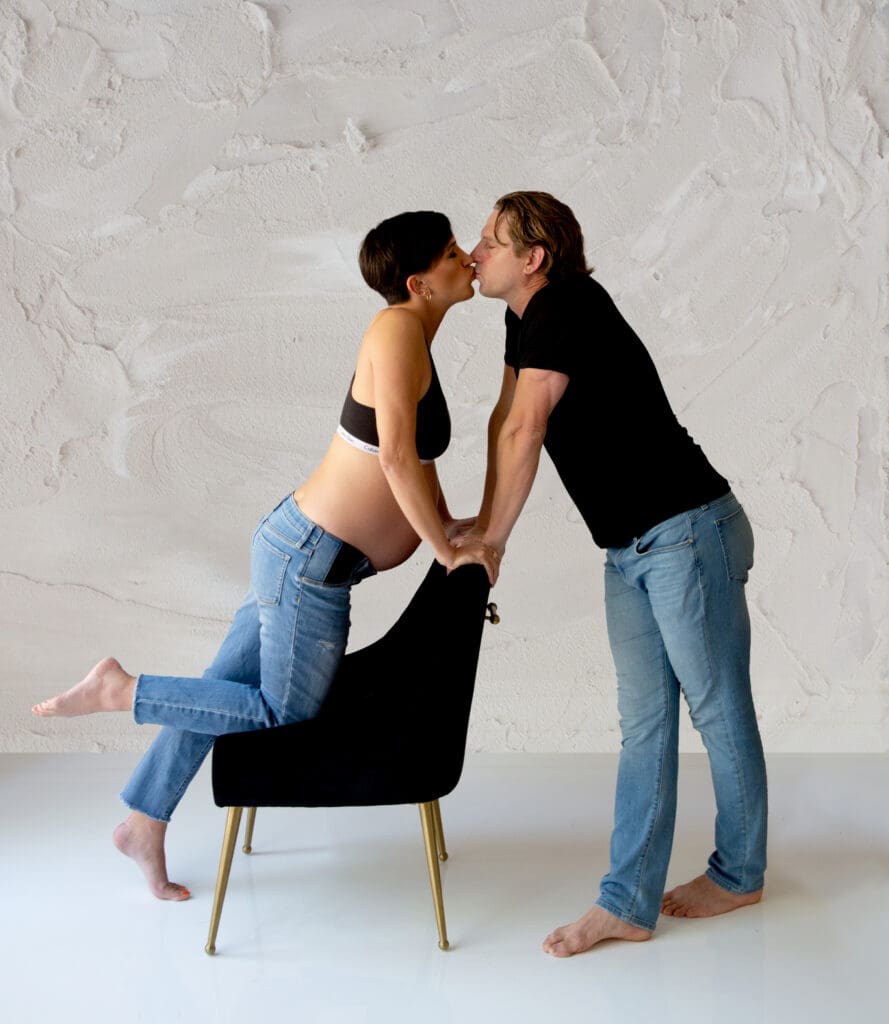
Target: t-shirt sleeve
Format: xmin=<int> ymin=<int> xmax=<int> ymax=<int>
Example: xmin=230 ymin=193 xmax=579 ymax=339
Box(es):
xmin=514 ymin=285 xmax=579 ymax=377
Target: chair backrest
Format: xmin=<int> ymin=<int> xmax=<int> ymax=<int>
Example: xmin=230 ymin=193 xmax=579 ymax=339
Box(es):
xmin=212 ymin=562 xmax=491 ymax=809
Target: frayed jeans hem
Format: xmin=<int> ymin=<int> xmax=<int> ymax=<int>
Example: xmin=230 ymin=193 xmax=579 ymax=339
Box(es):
xmin=595 ymin=896 xmax=656 ymax=933
xmin=119 ymin=795 xmax=171 ymax=824
xmin=705 ymin=867 xmax=764 ymax=896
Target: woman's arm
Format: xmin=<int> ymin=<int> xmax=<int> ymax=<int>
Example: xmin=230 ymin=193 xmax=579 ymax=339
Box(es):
xmin=369 ymin=310 xmax=459 ymax=566
xmin=430 ymin=464 xmax=477 ymax=541
xmin=370 ymin=309 xmax=498 ymax=582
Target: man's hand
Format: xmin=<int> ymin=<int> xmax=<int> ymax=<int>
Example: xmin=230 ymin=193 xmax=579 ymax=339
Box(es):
xmin=445 ymin=539 xmax=501 ymax=586
xmin=443 ymin=515 xmax=478 ymax=543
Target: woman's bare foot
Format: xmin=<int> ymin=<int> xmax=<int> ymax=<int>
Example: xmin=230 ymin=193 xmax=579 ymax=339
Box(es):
xmin=661 ymin=874 xmax=762 ymax=918
xmin=112 ymin=813 xmax=191 ymax=901
xmin=31 ymin=657 xmax=136 ymax=718
xmin=542 ymin=905 xmax=652 ymax=957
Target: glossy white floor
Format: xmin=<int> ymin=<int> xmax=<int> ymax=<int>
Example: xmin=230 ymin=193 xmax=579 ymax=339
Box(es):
xmin=3 ymin=752 xmax=886 ymax=1023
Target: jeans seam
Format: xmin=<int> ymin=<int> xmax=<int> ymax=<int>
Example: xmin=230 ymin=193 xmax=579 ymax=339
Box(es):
xmin=693 ymin=529 xmax=752 ymax=887
xmin=279 ymin=572 xmax=304 ymax=714
xmin=624 ymin=646 xmax=671 ymax=922
xmin=136 ymin=697 xmax=271 ymax=728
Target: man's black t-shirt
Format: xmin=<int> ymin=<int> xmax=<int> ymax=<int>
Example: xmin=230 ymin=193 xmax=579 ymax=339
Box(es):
xmin=504 ymin=274 xmax=729 ymax=548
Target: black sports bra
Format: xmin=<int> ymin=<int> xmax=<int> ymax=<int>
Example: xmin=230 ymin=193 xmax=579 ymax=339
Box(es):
xmin=337 ymin=355 xmax=451 ymax=464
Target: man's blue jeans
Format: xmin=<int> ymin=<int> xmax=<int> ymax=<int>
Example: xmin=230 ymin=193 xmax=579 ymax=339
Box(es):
xmin=596 ymin=491 xmax=767 ymax=931
xmin=120 ymin=495 xmax=376 ymax=822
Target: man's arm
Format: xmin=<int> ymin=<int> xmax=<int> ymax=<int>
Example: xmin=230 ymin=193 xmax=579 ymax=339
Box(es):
xmin=476 ymin=366 xmax=517 ymax=534
xmin=482 ymin=366 xmax=569 ymax=556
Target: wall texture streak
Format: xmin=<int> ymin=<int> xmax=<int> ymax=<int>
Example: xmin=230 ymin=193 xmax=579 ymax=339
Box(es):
xmin=3 ymin=0 xmax=887 ymax=753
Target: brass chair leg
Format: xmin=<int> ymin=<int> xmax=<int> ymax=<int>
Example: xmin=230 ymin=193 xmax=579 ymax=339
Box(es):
xmin=431 ymin=799 xmax=448 ymax=861
xmin=205 ymin=806 xmax=243 ymax=956
xmin=418 ymin=802 xmax=449 ymax=950
xmin=243 ymin=807 xmax=256 ymax=854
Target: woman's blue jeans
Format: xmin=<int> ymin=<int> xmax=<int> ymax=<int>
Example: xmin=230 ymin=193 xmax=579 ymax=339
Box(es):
xmin=595 ymin=491 xmax=767 ymax=931
xmin=120 ymin=495 xmax=376 ymax=822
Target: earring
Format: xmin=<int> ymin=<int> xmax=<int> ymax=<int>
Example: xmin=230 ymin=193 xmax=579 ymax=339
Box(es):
xmin=423 ymin=287 xmax=433 ymax=302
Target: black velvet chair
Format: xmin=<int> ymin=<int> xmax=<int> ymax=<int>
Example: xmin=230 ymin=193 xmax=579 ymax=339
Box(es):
xmin=205 ymin=561 xmax=497 ymax=955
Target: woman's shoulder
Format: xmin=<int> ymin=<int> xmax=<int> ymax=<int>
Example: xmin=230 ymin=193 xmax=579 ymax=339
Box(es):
xmin=366 ymin=306 xmax=425 ymax=340
xmin=364 ymin=307 xmax=427 ymax=360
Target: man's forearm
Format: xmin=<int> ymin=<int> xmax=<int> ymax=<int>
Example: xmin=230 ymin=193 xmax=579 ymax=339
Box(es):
xmin=477 ymin=404 xmax=509 ymax=531
xmin=483 ymin=423 xmax=545 ymax=554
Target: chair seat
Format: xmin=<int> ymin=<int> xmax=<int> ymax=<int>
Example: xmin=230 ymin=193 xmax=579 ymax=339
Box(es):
xmin=212 ymin=713 xmax=468 ymax=807
xmin=212 ymin=562 xmax=491 ymax=808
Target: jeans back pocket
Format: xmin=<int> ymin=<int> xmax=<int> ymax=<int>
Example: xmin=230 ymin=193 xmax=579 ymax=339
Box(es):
xmin=714 ymin=506 xmax=754 ymax=582
xmin=252 ymin=531 xmax=292 ymax=606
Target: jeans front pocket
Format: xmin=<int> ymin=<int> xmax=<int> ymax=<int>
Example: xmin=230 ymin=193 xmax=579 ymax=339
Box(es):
xmin=714 ymin=506 xmax=754 ymax=582
xmin=634 ymin=513 xmax=693 ymax=556
xmin=251 ymin=530 xmax=292 ymax=606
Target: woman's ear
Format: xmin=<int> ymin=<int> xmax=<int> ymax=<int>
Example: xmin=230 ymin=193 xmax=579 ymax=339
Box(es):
xmin=406 ymin=274 xmax=432 ymax=301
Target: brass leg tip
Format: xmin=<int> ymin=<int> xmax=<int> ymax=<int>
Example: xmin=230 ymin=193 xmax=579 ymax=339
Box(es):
xmin=438 ymin=852 xmax=448 ymax=862
xmin=438 ymin=939 xmax=449 ymax=951
xmin=204 ymin=945 xmax=216 ymax=956
xmin=242 ymin=845 xmax=252 ymax=854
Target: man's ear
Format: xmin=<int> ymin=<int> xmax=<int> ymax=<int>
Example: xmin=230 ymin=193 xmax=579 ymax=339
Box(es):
xmin=524 ymin=245 xmax=546 ymax=276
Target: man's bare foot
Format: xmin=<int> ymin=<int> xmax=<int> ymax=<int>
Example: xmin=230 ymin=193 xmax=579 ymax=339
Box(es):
xmin=31 ymin=657 xmax=136 ymax=717
xmin=661 ymin=874 xmax=762 ymax=918
xmin=543 ymin=905 xmax=652 ymax=957
xmin=112 ymin=814 xmax=191 ymax=901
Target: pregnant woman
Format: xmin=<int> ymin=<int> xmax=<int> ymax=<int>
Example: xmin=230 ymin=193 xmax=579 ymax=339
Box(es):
xmin=33 ymin=211 xmax=497 ymax=901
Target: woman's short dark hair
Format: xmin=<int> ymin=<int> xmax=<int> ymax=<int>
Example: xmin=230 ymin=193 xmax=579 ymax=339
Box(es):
xmin=359 ymin=211 xmax=454 ymax=304
xmin=494 ymin=191 xmax=592 ymax=281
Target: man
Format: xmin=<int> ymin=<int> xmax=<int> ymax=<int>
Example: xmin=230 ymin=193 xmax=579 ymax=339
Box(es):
xmin=467 ymin=191 xmax=767 ymax=956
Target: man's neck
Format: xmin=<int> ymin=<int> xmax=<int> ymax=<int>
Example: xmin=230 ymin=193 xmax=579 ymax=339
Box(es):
xmin=507 ymin=275 xmax=549 ymax=318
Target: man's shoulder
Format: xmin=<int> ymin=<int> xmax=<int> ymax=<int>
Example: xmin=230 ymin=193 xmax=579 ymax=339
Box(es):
xmin=527 ymin=274 xmax=607 ymax=320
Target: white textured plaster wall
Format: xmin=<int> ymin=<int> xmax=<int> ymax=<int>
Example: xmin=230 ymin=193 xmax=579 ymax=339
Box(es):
xmin=4 ymin=0 xmax=887 ymax=754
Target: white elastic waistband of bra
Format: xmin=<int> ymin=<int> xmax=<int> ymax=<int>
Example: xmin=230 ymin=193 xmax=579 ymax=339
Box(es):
xmin=336 ymin=424 xmax=434 ymax=464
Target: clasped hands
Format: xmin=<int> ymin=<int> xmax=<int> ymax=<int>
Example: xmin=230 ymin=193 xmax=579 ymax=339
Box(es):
xmin=441 ymin=517 xmax=503 ymax=586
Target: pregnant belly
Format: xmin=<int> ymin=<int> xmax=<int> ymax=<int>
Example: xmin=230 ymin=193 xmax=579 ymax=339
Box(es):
xmin=293 ymin=455 xmax=439 ymax=572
